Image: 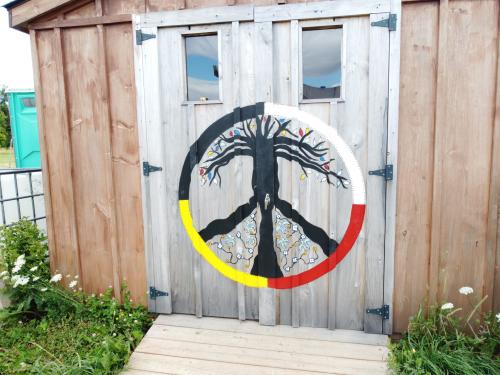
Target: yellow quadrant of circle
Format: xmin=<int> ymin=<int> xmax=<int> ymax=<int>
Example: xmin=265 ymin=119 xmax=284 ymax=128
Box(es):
xmin=179 ymin=200 xmax=268 ymax=288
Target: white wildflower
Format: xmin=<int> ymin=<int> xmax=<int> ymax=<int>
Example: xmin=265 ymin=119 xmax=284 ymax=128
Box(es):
xmin=33 ymin=276 xmax=40 ymax=281
xmin=12 ymin=254 xmax=26 ymax=274
xmin=74 ymin=275 xmax=79 ymax=279
xmin=92 ymin=333 xmax=96 ymax=337
xmin=12 ymin=275 xmax=29 ymax=288
xmin=29 ymin=266 xmax=38 ymax=272
xmin=69 ymin=280 xmax=78 ymax=288
xmin=113 ymin=333 xmax=116 ymax=337
xmin=441 ymin=302 xmax=454 ymax=310
xmin=40 ymin=287 xmax=48 ymax=292
xmin=459 ymin=286 xmax=473 ymax=295
xmin=50 ymin=273 xmax=62 ymax=283
xmin=134 ymin=320 xmax=138 ymax=324
xmin=496 ymin=312 xmax=500 ymax=322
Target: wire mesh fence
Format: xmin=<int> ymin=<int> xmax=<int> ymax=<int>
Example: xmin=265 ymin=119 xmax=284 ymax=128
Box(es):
xmin=0 ymin=168 xmax=45 ymax=231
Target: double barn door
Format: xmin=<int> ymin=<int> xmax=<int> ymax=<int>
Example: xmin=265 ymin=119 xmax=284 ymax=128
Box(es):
xmin=135 ymin=0 xmax=400 ymax=334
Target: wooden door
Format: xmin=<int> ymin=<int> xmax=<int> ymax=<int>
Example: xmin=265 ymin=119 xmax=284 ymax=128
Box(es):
xmin=134 ymin=0 xmax=400 ymax=334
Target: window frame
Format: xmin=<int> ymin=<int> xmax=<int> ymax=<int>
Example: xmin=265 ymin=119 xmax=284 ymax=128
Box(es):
xmin=299 ymin=19 xmax=346 ymax=104
xmin=181 ymin=28 xmax=223 ymax=105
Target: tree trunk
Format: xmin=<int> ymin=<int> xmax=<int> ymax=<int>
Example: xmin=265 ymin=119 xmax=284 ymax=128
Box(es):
xmin=250 ymin=134 xmax=283 ymax=278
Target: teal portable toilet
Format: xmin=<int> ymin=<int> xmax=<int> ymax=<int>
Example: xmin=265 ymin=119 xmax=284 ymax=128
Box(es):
xmin=7 ymin=90 xmax=41 ymax=168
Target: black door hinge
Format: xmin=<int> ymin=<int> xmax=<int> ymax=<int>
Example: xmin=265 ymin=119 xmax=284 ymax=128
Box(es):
xmin=366 ymin=304 xmax=390 ymax=320
xmin=371 ymin=14 xmax=397 ymax=31
xmin=136 ymin=30 xmax=156 ymax=45
xmin=143 ymin=161 xmax=162 ymax=176
xmin=149 ymin=286 xmax=168 ymax=300
xmin=369 ymin=164 xmax=393 ymax=181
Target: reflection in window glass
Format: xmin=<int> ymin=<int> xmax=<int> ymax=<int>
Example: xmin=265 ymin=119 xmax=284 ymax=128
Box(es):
xmin=21 ymin=97 xmax=36 ymax=108
xmin=302 ymin=28 xmax=342 ymax=99
xmin=185 ymin=34 xmax=219 ymax=101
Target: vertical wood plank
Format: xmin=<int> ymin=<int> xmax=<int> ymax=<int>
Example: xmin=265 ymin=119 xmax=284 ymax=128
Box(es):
xmin=490 ymin=20 xmax=500 ymax=313
xmin=63 ymin=26 xmax=116 ymax=292
xmin=106 ymin=23 xmax=147 ymax=305
xmin=36 ymin=28 xmax=82 ymax=283
xmin=394 ymin=1 xmax=438 ymax=333
xmin=97 ymin=23 xmax=122 ymax=299
xmin=334 ymin=16 xmax=369 ymax=331
xmin=238 ymin=21 xmax=260 ymax=320
xmin=430 ymin=0 xmax=498 ymax=316
xmin=187 ymin=104 xmax=203 ymax=318
xmin=232 ymin=20 xmax=247 ymax=321
xmin=138 ymin=25 xmax=173 ymax=313
xmin=364 ymin=13 xmax=389 ymax=334
xmin=272 ymin=20 xmax=292 ymax=326
xmin=327 ymin=101 xmax=341 ymax=330
xmin=289 ymin=19 xmax=300 ymax=329
xmin=254 ymin=20 xmax=276 ymax=326
xmin=29 ymin=30 xmax=57 ymax=274
xmin=133 ymin=15 xmax=156 ymax=312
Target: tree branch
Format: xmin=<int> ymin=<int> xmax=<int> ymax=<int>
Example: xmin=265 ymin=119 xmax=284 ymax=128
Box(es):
xmin=199 ymin=196 xmax=258 ymax=241
xmin=274 ymin=197 xmax=338 ymax=257
xmin=275 ymin=150 xmax=348 ymax=188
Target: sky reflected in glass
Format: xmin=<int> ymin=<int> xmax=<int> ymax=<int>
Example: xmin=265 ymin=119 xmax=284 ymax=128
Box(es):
xmin=185 ymin=34 xmax=219 ymax=101
xmin=302 ymin=28 xmax=342 ymax=99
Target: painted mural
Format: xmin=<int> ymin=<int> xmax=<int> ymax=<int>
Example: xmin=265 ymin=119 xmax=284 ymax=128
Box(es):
xmin=178 ymin=103 xmax=365 ymax=289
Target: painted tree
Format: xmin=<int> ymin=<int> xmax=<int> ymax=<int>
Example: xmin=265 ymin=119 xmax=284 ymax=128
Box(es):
xmin=198 ymin=114 xmax=348 ymax=278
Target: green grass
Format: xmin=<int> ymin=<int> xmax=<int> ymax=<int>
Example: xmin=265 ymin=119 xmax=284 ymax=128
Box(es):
xmin=0 ymin=220 xmax=153 ymax=374
xmin=389 ymin=306 xmax=500 ymax=375
xmin=0 ymin=148 xmax=15 ymax=168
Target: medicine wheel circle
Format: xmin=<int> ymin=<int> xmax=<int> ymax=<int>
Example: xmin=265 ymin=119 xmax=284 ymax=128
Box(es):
xmin=178 ymin=102 xmax=366 ymax=289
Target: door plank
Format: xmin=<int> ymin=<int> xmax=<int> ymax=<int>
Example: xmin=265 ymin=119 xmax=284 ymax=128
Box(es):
xmin=254 ymin=20 xmax=276 ymax=326
xmin=364 ymin=13 xmax=390 ymax=334
xmin=334 ymin=16 xmax=370 ymax=330
xmin=140 ymin=26 xmax=173 ymax=313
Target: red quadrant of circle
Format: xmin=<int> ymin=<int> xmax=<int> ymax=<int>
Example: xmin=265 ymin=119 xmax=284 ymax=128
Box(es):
xmin=267 ymin=204 xmax=366 ymax=289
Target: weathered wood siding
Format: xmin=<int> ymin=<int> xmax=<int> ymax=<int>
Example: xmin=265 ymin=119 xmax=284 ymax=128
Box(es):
xmin=395 ymin=0 xmax=500 ymax=332
xmin=23 ymin=0 xmax=499 ymax=330
xmin=30 ymin=2 xmax=146 ymax=303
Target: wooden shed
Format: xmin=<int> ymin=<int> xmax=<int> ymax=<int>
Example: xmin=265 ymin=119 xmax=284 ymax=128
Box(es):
xmin=5 ymin=0 xmax=499 ymax=335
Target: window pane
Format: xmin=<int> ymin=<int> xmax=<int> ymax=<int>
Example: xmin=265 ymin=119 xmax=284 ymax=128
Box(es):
xmin=185 ymin=34 xmax=219 ymax=101
xmin=21 ymin=97 xmax=36 ymax=108
xmin=302 ymin=28 xmax=342 ymax=99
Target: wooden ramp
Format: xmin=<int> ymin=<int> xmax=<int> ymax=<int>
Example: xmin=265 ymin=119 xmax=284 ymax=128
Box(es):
xmin=123 ymin=315 xmax=389 ymax=375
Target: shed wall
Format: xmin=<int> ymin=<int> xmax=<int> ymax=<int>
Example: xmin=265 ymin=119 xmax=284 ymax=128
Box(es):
xmin=24 ymin=0 xmax=499 ymax=330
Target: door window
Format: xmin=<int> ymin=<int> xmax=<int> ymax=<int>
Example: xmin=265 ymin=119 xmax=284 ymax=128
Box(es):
xmin=302 ymin=27 xmax=343 ymax=100
xmin=185 ymin=34 xmax=220 ymax=101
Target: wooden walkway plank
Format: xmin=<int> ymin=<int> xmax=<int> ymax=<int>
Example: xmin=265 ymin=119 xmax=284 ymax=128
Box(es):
xmin=134 ymin=337 xmax=387 ymax=374
xmin=124 ymin=315 xmax=388 ymax=375
xmin=155 ymin=314 xmax=388 ymax=346
xmin=145 ymin=325 xmax=388 ymax=361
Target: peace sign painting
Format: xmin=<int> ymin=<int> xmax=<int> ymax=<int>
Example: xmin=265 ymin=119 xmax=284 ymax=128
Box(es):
xmin=178 ymin=103 xmax=365 ymax=289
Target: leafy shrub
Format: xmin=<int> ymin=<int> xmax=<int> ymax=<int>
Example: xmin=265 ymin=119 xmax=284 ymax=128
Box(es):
xmin=389 ymin=291 xmax=500 ymax=375
xmin=0 ymin=220 xmax=153 ymax=374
